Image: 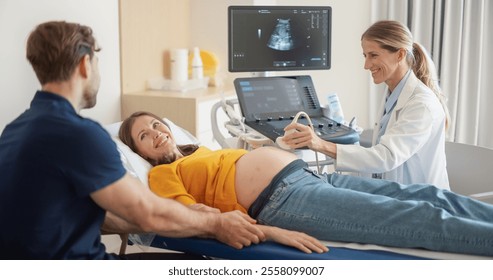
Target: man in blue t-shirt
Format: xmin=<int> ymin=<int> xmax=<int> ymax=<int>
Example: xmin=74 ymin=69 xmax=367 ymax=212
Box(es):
xmin=0 ymin=21 xmax=265 ymax=259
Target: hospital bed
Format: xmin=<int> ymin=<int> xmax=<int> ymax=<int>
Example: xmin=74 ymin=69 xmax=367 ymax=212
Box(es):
xmin=104 ymin=117 xmax=492 ymax=260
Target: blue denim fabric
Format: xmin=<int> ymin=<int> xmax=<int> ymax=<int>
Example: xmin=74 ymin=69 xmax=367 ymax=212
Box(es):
xmin=253 ymin=169 xmax=493 ymax=256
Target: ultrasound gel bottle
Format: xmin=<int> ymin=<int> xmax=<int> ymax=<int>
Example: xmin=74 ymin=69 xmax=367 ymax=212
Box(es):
xmin=326 ymin=93 xmax=344 ymax=124
xmin=192 ymin=47 xmax=204 ymax=80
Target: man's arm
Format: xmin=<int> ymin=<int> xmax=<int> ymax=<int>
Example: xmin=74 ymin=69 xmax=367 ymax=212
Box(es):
xmin=101 ymin=211 xmax=142 ymax=234
xmin=91 ymin=173 xmax=265 ymax=249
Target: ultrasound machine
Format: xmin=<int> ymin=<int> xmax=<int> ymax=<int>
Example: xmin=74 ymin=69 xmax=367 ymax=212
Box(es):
xmin=216 ymin=6 xmax=359 ymax=150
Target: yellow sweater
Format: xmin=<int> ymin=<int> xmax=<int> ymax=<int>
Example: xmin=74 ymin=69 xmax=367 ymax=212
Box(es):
xmin=148 ymin=146 xmax=249 ymax=213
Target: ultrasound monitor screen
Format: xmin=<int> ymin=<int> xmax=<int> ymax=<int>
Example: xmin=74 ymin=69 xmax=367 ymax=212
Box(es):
xmin=228 ymin=6 xmax=331 ymax=72
xmin=234 ymin=75 xmax=324 ymax=123
xmin=237 ymin=78 xmax=303 ymax=119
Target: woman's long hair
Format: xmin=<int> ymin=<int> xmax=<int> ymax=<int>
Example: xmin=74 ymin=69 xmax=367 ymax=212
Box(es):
xmin=119 ymin=111 xmax=199 ymax=165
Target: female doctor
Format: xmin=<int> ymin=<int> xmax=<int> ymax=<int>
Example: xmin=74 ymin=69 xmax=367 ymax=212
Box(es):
xmin=281 ymin=20 xmax=451 ymax=189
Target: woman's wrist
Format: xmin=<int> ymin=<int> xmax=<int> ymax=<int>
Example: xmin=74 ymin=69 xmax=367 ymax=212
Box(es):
xmin=325 ymin=142 xmax=337 ymax=159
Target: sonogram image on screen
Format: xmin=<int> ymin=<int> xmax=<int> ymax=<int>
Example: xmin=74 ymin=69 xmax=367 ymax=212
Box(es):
xmin=229 ymin=6 xmax=331 ymax=72
xmin=267 ymin=18 xmax=296 ymax=51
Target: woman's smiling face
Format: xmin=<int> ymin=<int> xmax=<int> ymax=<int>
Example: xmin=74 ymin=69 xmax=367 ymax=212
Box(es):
xmin=130 ymin=115 xmax=182 ymax=164
xmin=362 ymin=39 xmax=403 ymax=91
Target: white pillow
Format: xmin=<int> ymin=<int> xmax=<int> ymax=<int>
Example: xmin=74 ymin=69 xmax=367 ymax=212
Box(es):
xmin=104 ymin=118 xmax=199 ymax=185
xmin=112 ymin=137 xmax=152 ymax=184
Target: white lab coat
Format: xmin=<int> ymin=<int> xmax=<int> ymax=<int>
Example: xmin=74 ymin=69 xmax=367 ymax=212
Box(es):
xmin=335 ymin=72 xmax=450 ymax=190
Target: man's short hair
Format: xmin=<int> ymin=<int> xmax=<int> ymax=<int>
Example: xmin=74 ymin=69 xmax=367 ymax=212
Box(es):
xmin=26 ymin=21 xmax=100 ymax=85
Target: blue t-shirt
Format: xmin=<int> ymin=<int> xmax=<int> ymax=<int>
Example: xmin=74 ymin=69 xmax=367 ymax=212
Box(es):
xmin=0 ymin=91 xmax=126 ymax=259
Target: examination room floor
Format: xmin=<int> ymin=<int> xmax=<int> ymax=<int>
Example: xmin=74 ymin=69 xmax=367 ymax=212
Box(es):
xmin=101 ymin=234 xmax=173 ymax=255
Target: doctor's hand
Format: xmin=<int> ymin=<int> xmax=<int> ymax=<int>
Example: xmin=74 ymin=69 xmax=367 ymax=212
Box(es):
xmin=212 ymin=210 xmax=266 ymax=250
xmin=282 ymin=123 xmax=324 ymax=151
xmin=257 ymin=225 xmax=329 ymax=254
xmin=282 ymin=123 xmax=338 ymax=158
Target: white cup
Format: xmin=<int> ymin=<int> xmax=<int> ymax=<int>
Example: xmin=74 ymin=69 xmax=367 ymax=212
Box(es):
xmin=170 ymin=48 xmax=188 ymax=82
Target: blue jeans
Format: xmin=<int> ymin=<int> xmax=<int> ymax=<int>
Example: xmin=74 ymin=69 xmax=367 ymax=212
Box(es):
xmin=252 ymin=167 xmax=493 ymax=256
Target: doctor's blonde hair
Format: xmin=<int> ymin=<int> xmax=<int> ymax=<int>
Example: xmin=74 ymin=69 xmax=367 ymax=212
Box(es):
xmin=362 ymin=20 xmax=450 ymax=129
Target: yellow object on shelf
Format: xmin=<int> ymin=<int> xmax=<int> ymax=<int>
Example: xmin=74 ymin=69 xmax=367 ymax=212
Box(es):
xmin=188 ymin=49 xmax=219 ymax=78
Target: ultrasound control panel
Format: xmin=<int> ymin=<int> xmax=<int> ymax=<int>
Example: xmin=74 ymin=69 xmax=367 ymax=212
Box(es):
xmin=234 ymin=76 xmax=359 ymax=145
xmin=246 ymin=116 xmax=358 ymax=145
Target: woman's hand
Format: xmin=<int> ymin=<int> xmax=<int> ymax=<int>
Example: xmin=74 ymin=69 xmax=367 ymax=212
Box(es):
xmin=257 ymin=225 xmax=329 ymax=254
xmin=282 ymin=123 xmax=337 ymax=158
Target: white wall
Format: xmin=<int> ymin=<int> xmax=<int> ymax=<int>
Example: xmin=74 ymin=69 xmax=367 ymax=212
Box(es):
xmin=0 ymin=0 xmax=121 ymax=133
xmin=189 ymin=0 xmax=372 ymax=128
xmin=0 ymin=0 xmax=372 ymax=134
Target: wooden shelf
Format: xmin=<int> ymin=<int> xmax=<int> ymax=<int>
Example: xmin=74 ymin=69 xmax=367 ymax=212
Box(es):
xmin=121 ymin=87 xmax=234 ymax=138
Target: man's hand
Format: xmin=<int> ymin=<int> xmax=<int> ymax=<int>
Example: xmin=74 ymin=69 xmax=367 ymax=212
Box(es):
xmin=212 ymin=210 xmax=266 ymax=249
